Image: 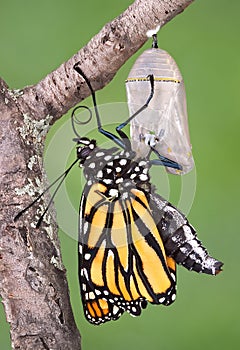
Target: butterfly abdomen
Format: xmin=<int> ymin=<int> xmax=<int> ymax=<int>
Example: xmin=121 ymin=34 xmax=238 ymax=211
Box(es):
xmin=150 ymin=192 xmax=223 ymax=275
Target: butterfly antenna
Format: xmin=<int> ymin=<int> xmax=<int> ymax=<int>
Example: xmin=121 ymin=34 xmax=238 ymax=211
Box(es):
xmin=14 ymin=158 xmax=79 ymax=226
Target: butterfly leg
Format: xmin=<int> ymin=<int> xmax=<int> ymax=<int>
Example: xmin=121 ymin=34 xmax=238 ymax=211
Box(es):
xmin=150 ymin=147 xmax=182 ymax=170
xmin=117 ymin=74 xmax=181 ymax=170
xmin=74 ymin=63 xmax=127 ymax=150
xmin=116 ymin=74 xmax=154 ymax=140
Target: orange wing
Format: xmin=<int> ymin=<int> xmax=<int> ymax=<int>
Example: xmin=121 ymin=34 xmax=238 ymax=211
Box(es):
xmin=78 ymin=182 xmax=176 ymax=325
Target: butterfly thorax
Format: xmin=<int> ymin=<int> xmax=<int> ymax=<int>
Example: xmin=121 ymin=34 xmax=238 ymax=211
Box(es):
xmin=76 ymin=137 xmax=152 ymax=195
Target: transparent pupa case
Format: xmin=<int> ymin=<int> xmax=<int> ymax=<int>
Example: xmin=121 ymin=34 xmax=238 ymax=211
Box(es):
xmin=126 ymin=48 xmax=194 ymax=175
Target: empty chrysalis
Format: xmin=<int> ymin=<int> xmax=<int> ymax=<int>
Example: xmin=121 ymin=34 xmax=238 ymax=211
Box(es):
xmin=126 ymin=30 xmax=194 ymax=175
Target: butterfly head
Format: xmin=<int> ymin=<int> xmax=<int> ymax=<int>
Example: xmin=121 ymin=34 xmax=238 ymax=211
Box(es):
xmin=74 ymin=137 xmax=97 ymax=163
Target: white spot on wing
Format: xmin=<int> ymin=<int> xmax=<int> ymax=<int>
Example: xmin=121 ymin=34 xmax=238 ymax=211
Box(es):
xmin=89 ymin=292 xmax=95 ymax=300
xmin=83 ymin=222 xmax=88 ymax=235
xmin=113 ymin=305 xmax=119 ymax=315
xmin=83 ymin=268 xmax=89 ymax=280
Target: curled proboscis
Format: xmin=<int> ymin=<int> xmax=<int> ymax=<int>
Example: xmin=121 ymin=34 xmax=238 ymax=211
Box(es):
xmin=71 ymin=105 xmax=93 ymax=138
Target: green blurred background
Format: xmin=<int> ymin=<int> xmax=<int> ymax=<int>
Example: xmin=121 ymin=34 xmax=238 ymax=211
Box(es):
xmin=1 ymin=0 xmax=239 ymax=349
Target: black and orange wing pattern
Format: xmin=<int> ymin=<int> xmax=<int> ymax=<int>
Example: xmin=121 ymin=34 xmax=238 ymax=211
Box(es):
xmin=78 ymin=152 xmax=176 ymax=325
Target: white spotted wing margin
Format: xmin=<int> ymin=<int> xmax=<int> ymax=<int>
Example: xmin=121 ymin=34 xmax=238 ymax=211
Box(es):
xmin=78 ymin=181 xmax=177 ymax=325
xmin=149 ymin=191 xmax=223 ymax=275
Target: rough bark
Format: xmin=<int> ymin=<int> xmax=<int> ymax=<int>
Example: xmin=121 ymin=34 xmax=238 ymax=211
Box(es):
xmin=0 ymin=0 xmax=194 ymax=349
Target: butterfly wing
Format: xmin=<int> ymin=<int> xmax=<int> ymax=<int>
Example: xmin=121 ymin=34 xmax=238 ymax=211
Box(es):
xmin=78 ymin=182 xmax=176 ymax=325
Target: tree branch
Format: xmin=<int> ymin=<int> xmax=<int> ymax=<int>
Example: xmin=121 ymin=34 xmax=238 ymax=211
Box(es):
xmin=0 ymin=1 xmax=194 ymax=349
xmin=15 ymin=0 xmax=193 ymax=122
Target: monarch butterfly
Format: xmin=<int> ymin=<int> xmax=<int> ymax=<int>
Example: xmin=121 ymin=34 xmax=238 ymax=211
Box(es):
xmin=14 ymin=58 xmax=223 ymax=326
xmin=126 ymin=34 xmax=194 ymax=175
xmin=72 ymin=64 xmax=223 ymax=325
